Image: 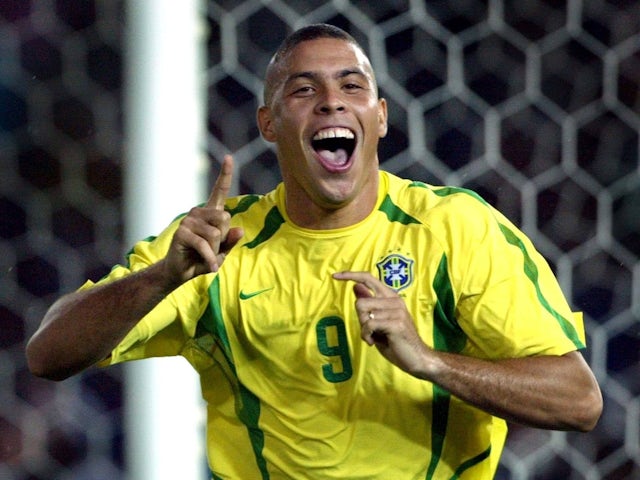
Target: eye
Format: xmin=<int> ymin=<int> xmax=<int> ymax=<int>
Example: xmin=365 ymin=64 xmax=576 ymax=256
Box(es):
xmin=293 ymin=85 xmax=315 ymax=96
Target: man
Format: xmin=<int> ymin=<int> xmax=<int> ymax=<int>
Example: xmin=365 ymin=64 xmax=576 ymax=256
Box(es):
xmin=27 ymin=24 xmax=602 ymax=479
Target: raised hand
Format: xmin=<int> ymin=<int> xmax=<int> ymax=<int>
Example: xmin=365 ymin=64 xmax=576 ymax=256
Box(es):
xmin=333 ymin=271 xmax=430 ymax=377
xmin=163 ymin=154 xmax=244 ymax=287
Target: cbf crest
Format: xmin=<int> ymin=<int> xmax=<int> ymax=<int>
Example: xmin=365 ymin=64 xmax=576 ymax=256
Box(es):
xmin=376 ymin=253 xmax=414 ymax=292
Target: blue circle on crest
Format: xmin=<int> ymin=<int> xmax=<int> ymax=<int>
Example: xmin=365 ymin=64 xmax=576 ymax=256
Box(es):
xmin=376 ymin=254 xmax=414 ymax=292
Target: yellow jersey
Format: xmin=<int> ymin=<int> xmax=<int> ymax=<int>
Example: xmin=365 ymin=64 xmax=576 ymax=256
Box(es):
xmin=89 ymin=171 xmax=585 ymax=479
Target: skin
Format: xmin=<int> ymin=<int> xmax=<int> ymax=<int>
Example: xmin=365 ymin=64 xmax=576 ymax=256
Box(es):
xmin=26 ymin=37 xmax=602 ymax=432
xmin=332 ymin=271 xmax=602 ymax=431
xmin=26 ymin=155 xmax=243 ymax=380
xmin=257 ymin=38 xmax=388 ymax=229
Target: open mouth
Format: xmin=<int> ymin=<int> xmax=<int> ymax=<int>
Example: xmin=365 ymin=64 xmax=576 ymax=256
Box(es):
xmin=311 ymin=128 xmax=356 ymax=168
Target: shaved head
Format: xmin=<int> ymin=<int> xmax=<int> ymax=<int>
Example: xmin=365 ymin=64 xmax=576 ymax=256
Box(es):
xmin=263 ymin=24 xmax=375 ymax=107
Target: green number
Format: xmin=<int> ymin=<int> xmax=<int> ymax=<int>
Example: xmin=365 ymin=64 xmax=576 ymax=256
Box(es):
xmin=316 ymin=316 xmax=353 ymax=383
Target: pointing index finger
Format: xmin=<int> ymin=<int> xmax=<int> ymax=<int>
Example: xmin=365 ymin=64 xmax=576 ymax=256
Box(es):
xmin=333 ymin=271 xmax=393 ymax=297
xmin=207 ymin=154 xmax=234 ymax=210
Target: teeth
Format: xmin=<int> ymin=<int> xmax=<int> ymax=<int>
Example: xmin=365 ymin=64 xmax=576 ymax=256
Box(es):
xmin=313 ymin=128 xmax=354 ymax=141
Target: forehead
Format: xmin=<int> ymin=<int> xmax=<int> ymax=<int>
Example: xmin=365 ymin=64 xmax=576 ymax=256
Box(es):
xmin=284 ymin=37 xmax=371 ymax=71
xmin=263 ymin=37 xmax=377 ymax=105
xmin=270 ymin=37 xmax=375 ymax=88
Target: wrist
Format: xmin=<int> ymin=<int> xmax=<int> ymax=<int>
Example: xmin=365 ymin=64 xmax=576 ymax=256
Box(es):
xmin=411 ymin=346 xmax=445 ymax=382
xmin=149 ymin=260 xmax=184 ymax=295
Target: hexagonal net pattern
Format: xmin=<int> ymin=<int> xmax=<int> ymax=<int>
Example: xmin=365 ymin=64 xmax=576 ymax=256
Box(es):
xmin=1 ymin=1 xmax=125 ymax=479
xmin=1 ymin=1 xmax=639 ymax=479
xmin=205 ymin=1 xmax=640 ymax=479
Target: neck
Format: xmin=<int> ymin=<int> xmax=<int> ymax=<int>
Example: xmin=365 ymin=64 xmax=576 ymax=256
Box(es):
xmin=287 ymin=202 xmax=372 ymax=229
xmin=284 ymin=175 xmax=380 ymax=230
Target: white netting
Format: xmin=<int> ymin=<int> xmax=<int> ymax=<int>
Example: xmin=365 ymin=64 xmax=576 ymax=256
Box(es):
xmin=204 ymin=2 xmax=640 ymax=479
xmin=2 ymin=1 xmax=639 ymax=479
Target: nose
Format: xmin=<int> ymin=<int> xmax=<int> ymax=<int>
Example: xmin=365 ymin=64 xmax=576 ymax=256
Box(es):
xmin=316 ymin=88 xmax=346 ymax=114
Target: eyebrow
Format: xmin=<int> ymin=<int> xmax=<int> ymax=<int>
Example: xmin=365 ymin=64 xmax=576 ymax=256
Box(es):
xmin=284 ymin=68 xmax=369 ymax=86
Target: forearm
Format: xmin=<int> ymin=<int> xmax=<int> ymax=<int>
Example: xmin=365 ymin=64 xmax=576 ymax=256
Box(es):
xmin=26 ymin=261 xmax=177 ymax=381
xmin=416 ymin=350 xmax=602 ymax=431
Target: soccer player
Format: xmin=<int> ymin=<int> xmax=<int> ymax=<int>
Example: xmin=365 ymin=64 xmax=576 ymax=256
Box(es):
xmin=27 ymin=24 xmax=602 ymax=479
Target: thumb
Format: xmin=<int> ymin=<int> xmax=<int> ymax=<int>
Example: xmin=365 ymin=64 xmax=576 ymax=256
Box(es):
xmin=221 ymin=227 xmax=244 ymax=253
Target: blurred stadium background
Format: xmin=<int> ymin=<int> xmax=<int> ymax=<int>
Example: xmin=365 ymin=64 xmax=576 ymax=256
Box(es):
xmin=1 ymin=1 xmax=639 ymax=479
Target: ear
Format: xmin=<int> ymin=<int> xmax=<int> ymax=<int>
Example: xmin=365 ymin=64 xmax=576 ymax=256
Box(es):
xmin=377 ymin=98 xmax=388 ymax=138
xmin=257 ymin=106 xmax=276 ymax=143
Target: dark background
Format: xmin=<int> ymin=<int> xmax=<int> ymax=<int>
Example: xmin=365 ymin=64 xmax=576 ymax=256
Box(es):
xmin=1 ymin=1 xmax=639 ymax=478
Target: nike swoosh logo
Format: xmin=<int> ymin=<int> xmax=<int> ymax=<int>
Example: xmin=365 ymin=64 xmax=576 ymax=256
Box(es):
xmin=239 ymin=287 xmax=274 ymax=300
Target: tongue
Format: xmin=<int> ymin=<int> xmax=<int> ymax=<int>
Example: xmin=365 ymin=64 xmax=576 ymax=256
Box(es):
xmin=317 ymin=148 xmax=348 ymax=165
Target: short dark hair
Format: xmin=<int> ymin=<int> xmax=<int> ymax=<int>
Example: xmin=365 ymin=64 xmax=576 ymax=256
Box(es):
xmin=270 ymin=24 xmax=360 ymax=65
xmin=263 ymin=24 xmax=367 ymax=106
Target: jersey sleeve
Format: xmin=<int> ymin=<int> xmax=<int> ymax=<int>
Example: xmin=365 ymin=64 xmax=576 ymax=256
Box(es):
xmin=443 ymin=194 xmax=585 ymax=359
xmin=81 ymin=215 xmax=213 ymax=367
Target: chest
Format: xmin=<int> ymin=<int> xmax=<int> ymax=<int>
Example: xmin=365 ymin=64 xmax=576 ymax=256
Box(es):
xmin=219 ymin=228 xmax=444 ymax=386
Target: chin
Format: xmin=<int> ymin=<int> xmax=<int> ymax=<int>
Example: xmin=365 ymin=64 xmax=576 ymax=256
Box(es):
xmin=314 ymin=181 xmax=359 ymax=209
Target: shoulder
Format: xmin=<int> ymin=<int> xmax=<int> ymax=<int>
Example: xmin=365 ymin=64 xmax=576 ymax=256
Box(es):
xmin=380 ymin=172 xmax=524 ymax=262
xmin=225 ymin=193 xmax=266 ymax=216
xmin=224 ymin=187 xmax=282 ymax=237
xmin=226 ymin=189 xmax=277 ymax=217
xmin=382 ymin=171 xmax=495 ymax=227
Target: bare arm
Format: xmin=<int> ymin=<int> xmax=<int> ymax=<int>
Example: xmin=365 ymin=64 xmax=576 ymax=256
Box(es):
xmin=420 ymin=349 xmax=601 ymax=431
xmin=26 ymin=155 xmax=243 ymax=381
xmin=26 ymin=262 xmax=176 ymax=380
xmin=333 ymin=271 xmax=603 ymax=432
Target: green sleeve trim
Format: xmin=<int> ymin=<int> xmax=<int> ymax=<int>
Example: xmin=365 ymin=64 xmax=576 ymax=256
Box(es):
xmin=200 ymin=276 xmax=271 ymax=479
xmin=243 ymin=206 xmax=286 ymax=250
xmin=449 ymin=446 xmax=492 ymax=479
xmin=427 ymin=185 xmax=584 ymax=349
xmin=426 ymin=255 xmax=468 ymax=479
xmin=226 ymin=195 xmax=261 ymax=216
xmin=498 ymin=224 xmax=585 ymax=349
xmin=378 ymin=195 xmax=421 ymax=225
xmin=432 ymin=255 xmax=467 ymax=354
xmin=425 ymin=384 xmax=451 ymax=480
xmin=429 ymin=185 xmax=489 ymax=206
